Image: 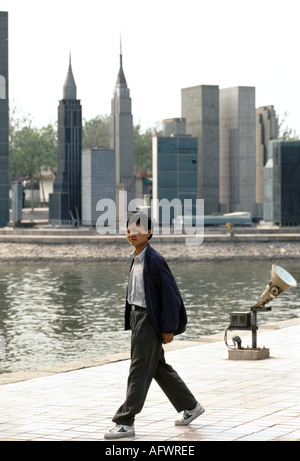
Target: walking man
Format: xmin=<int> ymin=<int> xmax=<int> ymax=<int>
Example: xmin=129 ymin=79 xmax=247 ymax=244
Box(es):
xmin=104 ymin=213 xmax=204 ymax=439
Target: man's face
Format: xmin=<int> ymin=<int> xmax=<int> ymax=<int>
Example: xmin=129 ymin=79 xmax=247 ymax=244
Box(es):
xmin=126 ymin=223 xmax=150 ymax=248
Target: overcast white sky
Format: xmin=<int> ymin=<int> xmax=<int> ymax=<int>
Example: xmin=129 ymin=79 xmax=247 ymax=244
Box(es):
xmin=2 ymin=0 xmax=300 ymax=133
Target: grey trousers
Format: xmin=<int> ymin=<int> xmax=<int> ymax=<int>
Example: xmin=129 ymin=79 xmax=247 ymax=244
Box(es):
xmin=112 ymin=310 xmax=197 ymax=426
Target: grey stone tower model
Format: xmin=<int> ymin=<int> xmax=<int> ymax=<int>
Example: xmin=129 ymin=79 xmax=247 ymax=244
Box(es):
xmin=110 ymin=47 xmax=134 ymax=203
xmin=49 ymin=56 xmax=82 ymax=224
xmin=0 ymin=12 xmax=9 ymax=227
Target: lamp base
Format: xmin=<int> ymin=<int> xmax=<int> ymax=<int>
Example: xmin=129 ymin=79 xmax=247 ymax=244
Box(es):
xmin=228 ymin=347 xmax=270 ymax=360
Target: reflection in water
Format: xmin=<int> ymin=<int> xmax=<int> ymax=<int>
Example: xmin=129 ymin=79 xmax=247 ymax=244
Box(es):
xmin=0 ymin=260 xmax=299 ymax=374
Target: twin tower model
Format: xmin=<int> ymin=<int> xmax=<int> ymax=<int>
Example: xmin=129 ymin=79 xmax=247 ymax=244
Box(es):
xmin=49 ymin=51 xmax=134 ymax=225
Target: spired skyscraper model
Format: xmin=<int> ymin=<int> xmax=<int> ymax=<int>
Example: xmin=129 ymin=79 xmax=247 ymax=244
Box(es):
xmin=110 ymin=47 xmax=135 ymax=203
xmin=49 ymin=57 xmax=82 ymax=224
xmin=0 ymin=12 xmax=9 ymax=227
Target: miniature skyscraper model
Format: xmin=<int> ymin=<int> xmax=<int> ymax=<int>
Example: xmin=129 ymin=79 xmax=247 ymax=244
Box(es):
xmin=219 ymin=87 xmax=256 ymax=217
xmin=110 ymin=45 xmax=135 ymax=204
xmin=181 ymin=85 xmax=220 ymax=215
xmin=49 ymin=56 xmax=82 ymax=225
xmin=0 ymin=12 xmax=9 ymax=227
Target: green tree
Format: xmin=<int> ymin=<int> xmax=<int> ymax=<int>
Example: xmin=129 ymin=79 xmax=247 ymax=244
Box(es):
xmin=9 ymin=108 xmax=57 ymax=181
xmin=9 ymin=108 xmax=57 ymax=207
xmin=279 ymin=111 xmax=299 ymax=141
xmin=82 ymin=115 xmax=110 ymax=150
xmin=10 ymin=123 xmax=57 ymax=182
xmin=133 ymin=124 xmax=161 ymax=173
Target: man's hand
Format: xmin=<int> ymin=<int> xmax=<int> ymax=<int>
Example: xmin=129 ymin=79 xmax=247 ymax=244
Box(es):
xmin=162 ymin=332 xmax=174 ymax=344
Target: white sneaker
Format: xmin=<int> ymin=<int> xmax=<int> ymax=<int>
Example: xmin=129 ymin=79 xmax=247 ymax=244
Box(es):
xmin=175 ymin=402 xmax=205 ymax=426
xmin=104 ymin=424 xmax=135 ymax=439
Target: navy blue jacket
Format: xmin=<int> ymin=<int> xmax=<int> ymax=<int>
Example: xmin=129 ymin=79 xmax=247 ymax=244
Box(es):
xmin=125 ymin=244 xmax=187 ymax=336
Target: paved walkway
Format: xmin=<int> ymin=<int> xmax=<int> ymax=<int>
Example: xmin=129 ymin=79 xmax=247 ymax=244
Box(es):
xmin=0 ymin=320 xmax=300 ymax=441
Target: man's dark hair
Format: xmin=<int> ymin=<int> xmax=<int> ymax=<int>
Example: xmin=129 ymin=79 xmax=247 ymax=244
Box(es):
xmin=127 ymin=213 xmax=154 ymax=240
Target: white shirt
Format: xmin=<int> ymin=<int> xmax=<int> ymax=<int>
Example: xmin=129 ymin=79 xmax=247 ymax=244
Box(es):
xmin=127 ymin=246 xmax=147 ymax=308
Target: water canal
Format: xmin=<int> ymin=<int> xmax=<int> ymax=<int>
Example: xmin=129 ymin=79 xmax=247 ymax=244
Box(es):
xmin=0 ymin=260 xmax=299 ymax=374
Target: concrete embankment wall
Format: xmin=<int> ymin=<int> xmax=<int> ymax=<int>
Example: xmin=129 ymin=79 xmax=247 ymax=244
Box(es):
xmin=0 ymin=237 xmax=299 ymax=262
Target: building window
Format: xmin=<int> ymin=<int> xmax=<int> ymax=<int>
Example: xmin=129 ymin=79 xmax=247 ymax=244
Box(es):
xmin=0 ymin=76 xmax=6 ymax=99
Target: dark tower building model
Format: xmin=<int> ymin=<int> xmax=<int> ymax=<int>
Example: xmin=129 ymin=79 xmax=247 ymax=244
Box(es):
xmin=0 ymin=12 xmax=9 ymax=227
xmin=49 ymin=56 xmax=82 ymax=224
